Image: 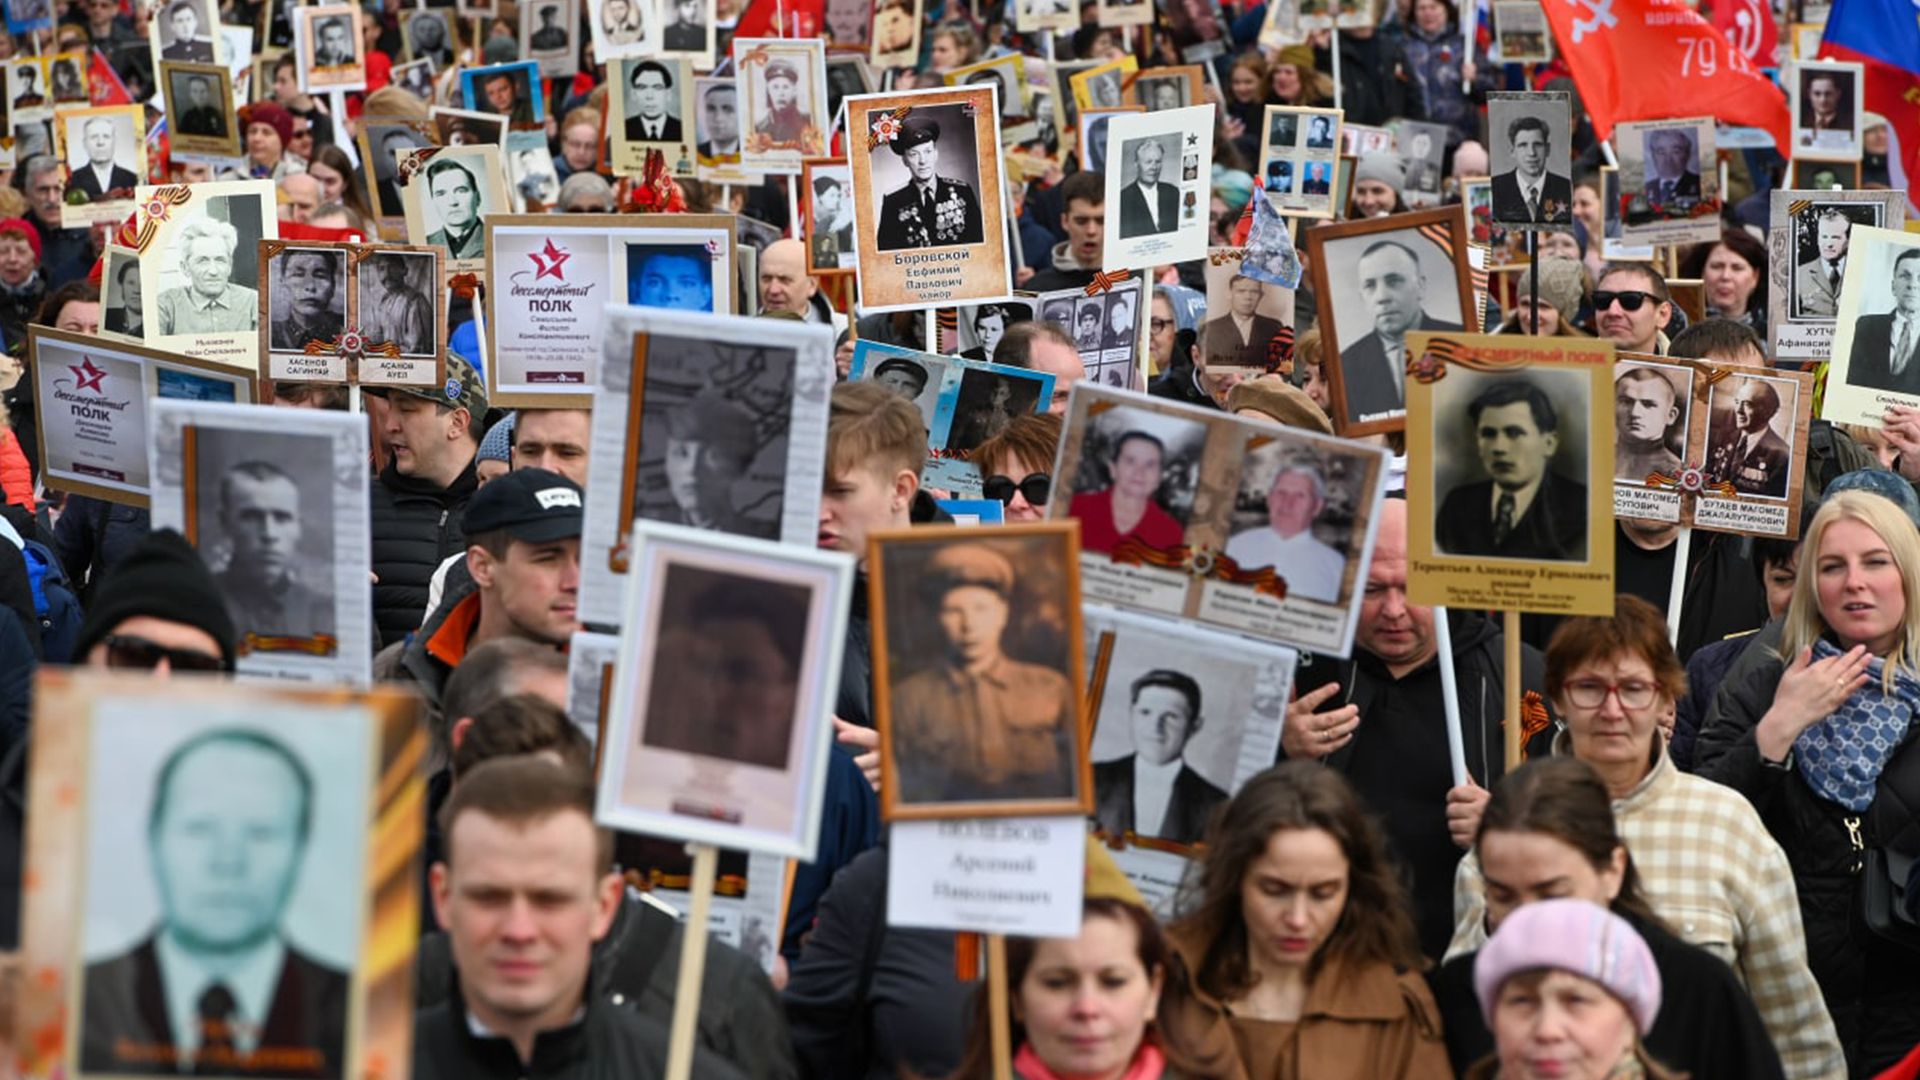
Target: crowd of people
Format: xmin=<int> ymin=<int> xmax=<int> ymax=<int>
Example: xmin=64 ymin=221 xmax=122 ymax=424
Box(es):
xmin=0 ymin=0 xmax=1913 ymax=1076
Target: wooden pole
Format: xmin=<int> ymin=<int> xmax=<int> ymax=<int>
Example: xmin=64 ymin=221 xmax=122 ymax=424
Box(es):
xmin=665 ymin=843 xmax=720 ymax=1080
xmin=987 ymin=933 xmax=1013 ymax=1080
xmin=1503 ymin=609 xmax=1522 ymax=769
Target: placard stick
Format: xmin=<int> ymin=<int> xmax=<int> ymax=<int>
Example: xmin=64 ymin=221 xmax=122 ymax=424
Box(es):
xmin=1664 ymin=525 xmax=1692 ymax=646
xmin=787 ymin=174 xmax=801 ymax=239
xmin=1329 ymin=28 xmax=1342 ymax=113
xmin=665 ymin=842 xmax=720 ymax=1080
xmin=1503 ymin=609 xmax=1522 ymax=769
xmin=987 ymin=933 xmax=1013 ymax=1080
xmin=1433 ymin=606 xmax=1469 ymax=787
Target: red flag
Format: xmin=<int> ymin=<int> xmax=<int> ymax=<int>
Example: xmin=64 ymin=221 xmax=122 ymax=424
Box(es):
xmin=1541 ymin=0 xmax=1790 ymax=151
xmin=732 ymin=0 xmax=824 ymax=41
xmin=1710 ymin=0 xmax=1777 ymax=69
xmin=87 ymin=48 xmax=132 ymax=107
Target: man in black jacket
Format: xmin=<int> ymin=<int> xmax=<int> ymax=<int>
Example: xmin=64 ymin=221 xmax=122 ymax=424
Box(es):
xmin=365 ymin=354 xmax=486 ymax=647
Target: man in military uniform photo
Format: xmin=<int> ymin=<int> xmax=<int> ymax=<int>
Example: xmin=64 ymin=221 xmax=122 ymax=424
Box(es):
xmin=874 ymin=114 xmax=984 ymax=251
xmin=1613 ymin=366 xmax=1682 ymax=482
xmin=1706 ymin=378 xmax=1791 ymax=498
xmin=754 ymin=58 xmax=808 ymax=145
xmin=207 ymin=460 xmax=333 ymax=642
xmin=175 ymin=74 xmax=228 ymax=138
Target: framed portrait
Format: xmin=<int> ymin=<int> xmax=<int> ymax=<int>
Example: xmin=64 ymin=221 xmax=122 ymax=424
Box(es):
xmin=1492 ymin=0 xmax=1552 ymax=62
xmin=484 ymin=213 xmax=737 ymax=406
xmin=846 ymin=85 xmax=1015 ymax=312
xmin=460 ymin=60 xmax=547 ymax=128
xmin=1485 ymin=91 xmax=1572 ymax=231
xmin=589 ymin=0 xmax=659 ymax=61
xmin=1342 ymin=121 xmax=1394 ymax=158
xmin=694 ymin=75 xmax=746 ymax=174
xmin=58 ymin=105 xmax=145 ymax=228
xmin=149 ymin=0 xmax=222 ymax=67
xmin=1125 ymin=65 xmax=1204 ymax=113
xmin=1461 ymin=177 xmax=1529 ymax=268
xmin=431 ymin=105 xmax=507 ymax=146
xmin=1256 ymin=104 xmax=1342 ymax=218
xmin=659 ymin=0 xmax=717 ymax=68
xmin=1201 ymin=247 xmax=1294 ymax=380
xmin=1393 ymin=118 xmax=1449 ymax=208
xmin=294 ymin=4 xmax=366 ymax=93
xmin=946 ymin=298 xmax=1036 ymax=363
xmin=849 ymin=341 xmax=1054 ymax=493
xmin=1789 ymin=156 xmax=1860 ymax=190
xmin=1689 ymin=365 xmax=1816 ymax=538
xmin=611 ymin=57 xmax=697 ymax=174
xmin=1096 ymin=0 xmax=1153 ymax=27
xmin=398 ymin=7 xmax=455 ymax=69
xmin=1790 ymin=59 xmax=1863 ymax=160
xmin=1069 ymin=56 xmax=1136 ymax=112
xmin=824 ymin=53 xmax=874 ymax=127
xmin=1767 ymin=189 xmax=1904 ymax=358
xmin=1403 ymin=332 xmax=1616 ymax=614
xmin=1077 ymin=105 xmax=1141 ymax=173
xmin=40 ymin=51 xmax=85 ymax=104
xmin=1614 ymin=116 xmax=1723 ymax=246
xmin=580 ymin=306 xmax=834 ymax=625
xmin=504 ymin=128 xmax=563 ymax=210
xmin=400 ymin=144 xmax=507 ymax=270
xmin=260 ymin=241 xmax=352 ymax=380
xmin=1015 ymin=0 xmax=1077 ymax=33
xmin=802 ymin=157 xmax=856 ymax=274
xmin=258 ymin=240 xmax=445 ymax=386
xmin=27 ymin=326 xmax=258 ymax=506
xmin=1822 ymin=225 xmax=1920 ymax=425
xmin=868 ymin=0 xmax=922 ymax=68
xmin=390 ymin=58 xmax=438 ymax=100
xmin=1599 ymin=165 xmax=1655 ymax=261
xmin=1050 ymin=58 xmax=1101 ymax=140
xmin=249 ymin=50 xmax=282 ymax=105
xmin=99 ymin=244 xmax=143 ymax=341
xmin=1610 ymin=357 xmax=1695 ymax=524
xmin=1048 ymin=384 xmax=1389 ymax=656
xmin=1101 ymin=105 xmax=1213 ymax=270
xmin=1032 ymin=277 xmax=1148 ymax=393
xmin=947 ymin=53 xmax=1033 ymax=140
xmin=520 ymin=0 xmax=580 ymax=78
xmin=1084 ymin=607 xmax=1292 ymax=852
xmin=148 ymin=401 xmax=373 ymax=680
xmin=357 ymin=118 xmax=435 ymax=220
xmin=5 ymin=57 xmax=47 ymax=118
xmin=1305 ymin=206 xmax=1475 ymax=436
xmin=17 ymin=674 xmax=421 ymax=1080
xmin=598 ymin=521 xmax=854 ymax=859
xmin=870 ymin=523 xmax=1090 ymax=821
xmin=132 ymin=178 xmax=278 ymax=370
xmin=735 ymin=38 xmax=829 ymax=172
xmin=159 ymin=61 xmax=239 ymax=159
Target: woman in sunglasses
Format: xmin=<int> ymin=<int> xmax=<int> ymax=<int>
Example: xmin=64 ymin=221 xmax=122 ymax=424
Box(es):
xmin=972 ymin=413 xmax=1061 ymax=523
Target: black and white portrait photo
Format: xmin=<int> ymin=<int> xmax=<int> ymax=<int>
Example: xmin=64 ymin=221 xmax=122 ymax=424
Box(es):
xmin=947 ymin=367 xmax=1047 ymax=452
xmin=103 ymin=248 xmax=143 ymax=337
xmin=1617 ymin=117 xmax=1725 ymax=247
xmin=7 ymin=60 xmax=44 ymax=111
xmin=412 ymin=149 xmax=498 ymax=262
xmin=307 ymin=10 xmax=356 ymax=67
xmin=402 ymin=8 xmax=454 ymax=69
xmin=695 ymin=77 xmax=741 ymax=160
xmin=48 ymin=54 xmax=85 ymax=103
xmin=1789 ymin=201 xmax=1881 ymax=320
xmin=78 ymin=710 xmax=368 ymax=1076
xmin=432 ymin=106 xmax=506 ymax=146
xmin=156 ymin=0 xmax=216 ymax=62
xmin=522 ymin=0 xmax=578 ymax=76
xmin=1487 ymin=91 xmax=1571 ymax=229
xmin=956 ymin=300 xmax=1033 ymax=363
xmin=863 ymin=350 xmax=946 ymax=427
xmin=1222 ymin=442 xmax=1367 ymax=604
xmin=805 ymin=163 xmax=855 ymax=273
xmin=633 ymin=336 xmax=794 ymax=540
xmin=267 ymin=246 xmax=347 ymax=352
xmin=869 ymin=105 xmax=985 ymax=250
xmin=359 ymin=250 xmax=436 ymax=357
xmin=1103 ymin=106 xmax=1210 ymax=267
xmin=1612 ymin=362 xmax=1690 ymax=484
xmin=1835 ymin=231 xmax=1920 ymax=398
xmin=1116 ymin=132 xmax=1183 ymax=238
xmin=1791 ymin=159 xmax=1860 ymax=191
xmin=506 ymin=133 xmax=561 ymax=210
xmin=392 ymin=58 xmax=435 ymax=100
xmin=1432 ymin=370 xmax=1591 ymax=562
xmin=193 ymin=427 xmax=339 ymax=644
xmin=619 ymin=58 xmax=691 ymax=148
xmin=1793 ymin=60 xmax=1861 ymax=157
xmin=165 ymin=66 xmax=232 ymax=143
xmin=953 ymin=57 xmax=1026 ymax=120
xmin=662 ymin=0 xmax=712 ymax=56
xmin=150 ymin=199 xmax=265 ymax=338
xmin=591 ymin=0 xmax=650 ymax=56
xmin=1639 ymin=125 xmax=1701 ymax=208
xmin=1201 ymin=261 xmax=1289 ymax=375
xmin=1703 ymin=374 xmax=1797 ymax=499
xmin=1078 ymin=109 xmax=1129 ymax=172
xmin=363 ymin=122 xmax=430 ymax=218
xmin=63 ymin=109 xmax=141 ymax=204
xmin=1135 ymin=73 xmax=1192 ymax=112
xmin=824 ymin=55 xmax=872 ymax=124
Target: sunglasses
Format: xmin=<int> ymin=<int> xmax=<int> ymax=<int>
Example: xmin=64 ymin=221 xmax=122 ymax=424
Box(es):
xmin=982 ymin=472 xmax=1051 ymax=507
xmin=1593 ymin=289 xmax=1659 ymax=312
xmin=103 ymin=633 xmax=225 ymax=673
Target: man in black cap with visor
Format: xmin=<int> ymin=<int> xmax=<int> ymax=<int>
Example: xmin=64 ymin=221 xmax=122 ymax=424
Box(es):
xmin=875 ymin=114 xmax=984 ymax=250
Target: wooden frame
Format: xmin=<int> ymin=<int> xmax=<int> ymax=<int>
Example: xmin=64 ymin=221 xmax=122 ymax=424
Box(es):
xmin=159 ymin=60 xmax=240 ymax=159
xmin=1256 ymin=104 xmax=1343 ymax=219
xmin=1076 ymin=104 xmax=1141 ymax=172
xmin=1125 ymin=63 xmax=1204 ymax=111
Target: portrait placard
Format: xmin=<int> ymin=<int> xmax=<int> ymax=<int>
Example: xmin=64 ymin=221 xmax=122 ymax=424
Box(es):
xmin=1200 ymin=247 xmax=1294 ymax=380
xmin=17 ymin=673 xmax=420 ymax=1080
xmin=150 ymin=0 xmax=221 ymax=66
xmin=802 ymin=158 xmax=856 ymax=274
xmin=1687 ymin=362 xmax=1815 ymax=539
xmin=5 ymin=58 xmax=48 ymax=120
xmin=1492 ymin=0 xmax=1551 ymax=62
xmin=400 ymin=144 xmax=509 ymax=270
xmin=1461 ymin=178 xmax=1529 ymax=268
xmin=1127 ymin=64 xmax=1204 ymax=113
xmin=1164 ymin=0 xmax=1229 ymax=63
xmin=1767 ymin=189 xmax=1904 ymax=359
xmin=1820 ymin=225 xmax=1920 ymax=426
xmin=134 ymin=178 xmax=279 ymax=371
xmin=58 ymin=105 xmax=145 ymax=228
xmin=258 ymin=240 xmax=445 ymax=386
xmin=1256 ymin=105 xmax=1342 ymax=218
xmin=694 ymin=75 xmax=749 ymax=178
xmin=1403 ymin=332 xmax=1616 ymax=615
xmin=1394 ymin=118 xmax=1449 ymax=208
xmin=1048 ymin=386 xmax=1389 ymax=656
xmin=943 ymin=298 xmax=1034 ymax=362
xmin=658 ymin=0 xmax=716 ymax=68
xmin=504 ymin=128 xmax=563 ymax=210
xmin=869 ymin=0 xmax=922 ymax=67
xmin=1613 ymin=116 xmax=1723 ymax=247
xmin=1068 ymin=56 xmax=1135 ymax=112
xmin=598 ymin=521 xmax=854 ymax=860
xmin=359 ymin=118 xmax=435 ymax=220
xmin=850 ymin=341 xmax=1054 ymax=495
xmin=148 ymin=400 xmax=373 ymax=682
xmin=520 ymin=0 xmax=580 ymax=78
xmin=611 ymin=56 xmax=697 ymax=174
xmin=432 ymin=105 xmax=507 ymax=146
xmin=484 ymin=213 xmax=736 ymax=407
xmin=1610 ymin=357 xmax=1695 ymax=525
xmin=847 ymin=85 xmax=1015 ymax=313
xmin=948 ymin=54 xmax=1033 ymax=141
xmin=399 ymin=8 xmax=455 ymax=69
xmin=1084 ymin=607 xmax=1293 ymax=853
xmin=1790 ymin=59 xmax=1863 ymax=161
xmin=460 ymin=60 xmax=546 ymax=127
xmin=1305 ymin=206 xmax=1475 ymax=436
xmin=159 ymin=61 xmax=240 ymax=160
xmin=1076 ymin=105 xmax=1141 ymax=173
xmin=294 ymin=4 xmax=366 ymax=92
xmin=1015 ymin=0 xmax=1077 ymax=32
xmin=735 ymin=37 xmax=829 ymax=172
xmin=824 ymin=54 xmax=874 ymax=127
xmin=1101 ymin=105 xmax=1212 ymax=270
xmin=1599 ymin=165 xmax=1655 ymax=261
xmin=580 ymin=306 xmax=834 ymax=626
xmin=870 ymin=523 xmax=1089 ymax=821
xmin=1789 ymin=157 xmax=1860 ymax=190
xmin=100 ymin=244 xmax=144 ymax=340
xmin=588 ymin=0 xmax=658 ymax=61
xmin=1033 ymin=278 xmax=1147 ymax=391
xmin=1485 ymin=91 xmax=1571 ymax=231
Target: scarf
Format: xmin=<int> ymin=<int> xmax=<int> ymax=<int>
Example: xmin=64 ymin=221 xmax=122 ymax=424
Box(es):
xmin=1012 ymin=1041 xmax=1165 ymax=1080
xmin=1794 ymin=640 xmax=1920 ymax=812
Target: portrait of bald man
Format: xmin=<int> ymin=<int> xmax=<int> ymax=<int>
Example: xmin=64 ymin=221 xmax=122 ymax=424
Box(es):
xmin=1334 ymin=236 xmax=1464 ymax=424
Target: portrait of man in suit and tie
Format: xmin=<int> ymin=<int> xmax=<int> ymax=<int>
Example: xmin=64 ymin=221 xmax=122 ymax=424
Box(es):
xmin=1202 ymin=273 xmax=1285 ymax=373
xmin=1793 ymin=207 xmax=1856 ymax=320
xmin=79 ymin=727 xmax=351 ymax=1076
xmin=1704 ymin=376 xmax=1794 ymax=499
xmin=1118 ymin=134 xmax=1180 ymax=238
xmin=623 ymin=59 xmax=683 ymax=143
xmin=1795 ymin=66 xmax=1857 ymax=155
xmin=1092 ymin=669 xmax=1229 ymax=845
xmin=1329 ymin=234 xmax=1464 ymax=425
xmin=1489 ymin=111 xmax=1571 ymax=227
xmin=1435 ymin=378 xmax=1589 ymax=561
xmin=1638 ymin=127 xmax=1701 ymax=210
xmin=66 ymin=114 xmax=140 ymax=202
xmin=1843 ymin=245 xmax=1920 ymax=396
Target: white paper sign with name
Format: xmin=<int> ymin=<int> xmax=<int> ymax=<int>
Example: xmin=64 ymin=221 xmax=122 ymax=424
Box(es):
xmin=887 ymin=816 xmax=1086 ymax=938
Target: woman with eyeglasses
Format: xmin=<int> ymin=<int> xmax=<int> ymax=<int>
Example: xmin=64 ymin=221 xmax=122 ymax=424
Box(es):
xmin=1449 ymin=595 xmax=1846 ymax=1078
xmin=972 ymin=413 xmax=1060 ymax=523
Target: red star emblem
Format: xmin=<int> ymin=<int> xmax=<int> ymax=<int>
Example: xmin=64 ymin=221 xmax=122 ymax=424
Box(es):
xmin=70 ymin=357 xmax=107 ymax=393
xmin=528 ymin=238 xmax=571 ymax=281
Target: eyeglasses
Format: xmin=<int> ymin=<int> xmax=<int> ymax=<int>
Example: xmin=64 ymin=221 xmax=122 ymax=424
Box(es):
xmin=103 ymin=633 xmax=225 ymax=673
xmin=1149 ymin=318 xmax=1174 ymax=333
xmin=982 ymin=472 xmax=1051 ymax=507
xmin=1593 ymin=290 xmax=1659 ymax=313
xmin=1563 ymin=679 xmax=1659 ymax=710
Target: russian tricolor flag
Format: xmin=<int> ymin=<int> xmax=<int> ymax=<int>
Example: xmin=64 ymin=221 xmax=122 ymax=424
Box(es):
xmin=1818 ymin=0 xmax=1920 ymax=214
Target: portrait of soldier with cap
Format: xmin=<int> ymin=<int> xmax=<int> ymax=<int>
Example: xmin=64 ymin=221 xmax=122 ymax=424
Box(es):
xmin=872 ymin=356 xmax=933 ymax=402
xmin=754 ymin=57 xmax=811 ymax=146
xmin=642 ymin=390 xmax=778 ymax=539
xmin=873 ymin=110 xmax=985 ymax=251
xmin=883 ymin=538 xmax=1080 ymax=807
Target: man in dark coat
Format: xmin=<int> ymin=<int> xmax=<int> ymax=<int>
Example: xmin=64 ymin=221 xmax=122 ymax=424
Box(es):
xmin=874 ymin=115 xmax=984 ymax=251
xmin=1641 ymin=127 xmax=1702 ymax=206
xmin=1435 ymin=379 xmax=1589 ymax=562
xmin=623 ymin=60 xmax=682 ymax=143
xmin=1705 ymin=377 xmax=1792 ymax=498
xmin=1844 ymin=247 xmax=1920 ymax=395
xmin=1489 ymin=114 xmax=1572 ymax=225
xmin=1117 ymin=137 xmax=1178 ymax=238
xmin=1201 ymin=273 xmax=1284 ymax=371
xmin=1092 ymin=669 xmax=1228 ymax=845
xmin=175 ymin=74 xmax=228 ymax=137
xmin=1337 ymin=239 xmax=1463 ymax=424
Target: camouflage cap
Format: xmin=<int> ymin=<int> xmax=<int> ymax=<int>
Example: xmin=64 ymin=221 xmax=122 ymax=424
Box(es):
xmin=366 ymin=351 xmax=489 ymax=419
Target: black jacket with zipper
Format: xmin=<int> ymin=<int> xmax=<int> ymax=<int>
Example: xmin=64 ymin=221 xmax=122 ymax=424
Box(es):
xmin=1287 ymin=610 xmax=1549 ymax=961
xmin=369 ymin=457 xmax=478 ymax=648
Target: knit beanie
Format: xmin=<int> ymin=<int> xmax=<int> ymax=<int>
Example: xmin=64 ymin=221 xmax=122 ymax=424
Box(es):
xmin=0 ymin=217 xmax=42 ymax=261
xmin=1211 ymin=165 xmax=1255 ymax=214
xmin=242 ymin=102 xmax=294 ymax=148
xmin=1354 ymin=152 xmax=1406 ymax=189
xmin=1474 ymin=899 xmax=1662 ymax=1036
xmin=1532 ymin=256 xmax=1590 ymax=328
xmin=1826 ymin=468 xmax=1920 ymax=527
xmin=1275 ymin=44 xmax=1316 ymax=71
xmin=72 ymin=529 xmax=238 ymax=670
xmin=478 ymin=412 xmax=516 ymax=466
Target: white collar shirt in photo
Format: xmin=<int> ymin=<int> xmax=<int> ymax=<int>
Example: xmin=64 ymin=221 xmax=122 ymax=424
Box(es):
xmin=638 ymin=113 xmax=666 ymax=139
xmin=88 ymin=160 xmax=118 ymax=191
xmin=1220 ymin=528 xmax=1346 ymax=603
xmin=1518 ymin=172 xmax=1543 ymax=215
xmin=157 ymin=930 xmax=287 ymax=1059
xmin=1135 ymin=180 xmax=1159 ymax=228
xmin=1131 ymin=754 xmax=1185 ymax=836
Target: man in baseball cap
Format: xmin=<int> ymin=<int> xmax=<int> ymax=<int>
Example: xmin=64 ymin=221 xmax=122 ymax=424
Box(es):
xmin=379 ymin=467 xmax=580 ymax=732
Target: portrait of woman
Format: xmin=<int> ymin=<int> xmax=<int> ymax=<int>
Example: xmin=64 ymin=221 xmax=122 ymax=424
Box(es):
xmin=1067 ymin=428 xmax=1185 ymax=555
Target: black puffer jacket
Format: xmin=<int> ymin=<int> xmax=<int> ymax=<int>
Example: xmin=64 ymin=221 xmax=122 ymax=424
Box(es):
xmin=368 ymin=458 xmax=477 ymax=648
xmin=1696 ymin=619 xmax=1920 ymax=1076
